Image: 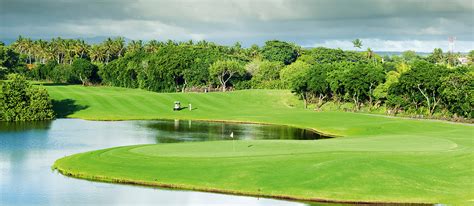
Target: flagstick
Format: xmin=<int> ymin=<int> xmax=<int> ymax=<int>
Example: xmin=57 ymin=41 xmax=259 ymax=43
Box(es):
xmin=231 ymin=132 xmax=235 ymax=152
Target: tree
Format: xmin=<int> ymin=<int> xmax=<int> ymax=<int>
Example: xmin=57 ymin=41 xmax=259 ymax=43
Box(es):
xmin=89 ymin=45 xmax=106 ymax=63
xmin=401 ymin=50 xmax=419 ymax=63
xmin=280 ymin=61 xmax=311 ymax=108
xmin=427 ymin=48 xmax=445 ymax=64
xmin=445 ymin=52 xmax=460 ymax=67
xmin=71 ymin=59 xmax=99 ymax=85
xmin=244 ymin=58 xmax=262 ymax=76
xmin=390 ymin=60 xmax=447 ymax=116
xmin=468 ymin=50 xmax=474 ymax=65
xmin=373 ymin=62 xmax=410 ymax=102
xmin=304 ymin=47 xmax=366 ymax=64
xmin=73 ymin=39 xmax=89 ymax=59
xmin=261 ymin=40 xmax=299 ymax=65
xmin=0 ymin=74 xmax=54 ymax=121
xmin=440 ymin=66 xmax=474 ymax=118
xmin=246 ymin=44 xmax=260 ymax=58
xmin=12 ymin=36 xmax=34 ymax=64
xmin=352 ymin=39 xmax=363 ymax=50
xmin=209 ymin=60 xmax=245 ymax=92
xmin=0 ymin=44 xmax=21 ymax=78
xmin=307 ymin=64 xmax=331 ymax=110
xmin=253 ymin=60 xmax=283 ymax=82
xmin=248 ymin=60 xmax=284 ymax=89
xmin=127 ymin=40 xmax=144 ymax=54
xmin=145 ymin=40 xmax=162 ymax=53
xmin=343 ymin=63 xmax=384 ymax=110
xmin=326 ymin=62 xmax=350 ymax=101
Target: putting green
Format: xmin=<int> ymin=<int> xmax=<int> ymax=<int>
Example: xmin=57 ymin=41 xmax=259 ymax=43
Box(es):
xmin=48 ymin=85 xmax=473 ymax=204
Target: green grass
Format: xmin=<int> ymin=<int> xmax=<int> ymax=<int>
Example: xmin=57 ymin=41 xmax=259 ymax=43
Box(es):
xmin=48 ymin=85 xmax=474 ymax=204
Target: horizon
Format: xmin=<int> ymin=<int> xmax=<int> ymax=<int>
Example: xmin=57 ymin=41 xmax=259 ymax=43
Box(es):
xmin=1 ymin=0 xmax=473 ymax=52
xmin=0 ymin=35 xmax=470 ymax=54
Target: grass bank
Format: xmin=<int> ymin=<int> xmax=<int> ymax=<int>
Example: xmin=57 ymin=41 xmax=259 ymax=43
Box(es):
xmin=48 ymin=85 xmax=473 ymax=204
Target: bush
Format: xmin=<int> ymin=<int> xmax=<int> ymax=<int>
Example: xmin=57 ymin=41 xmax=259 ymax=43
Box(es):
xmin=0 ymin=74 xmax=54 ymax=121
xmin=71 ymin=59 xmax=99 ymax=85
xmin=32 ymin=61 xmax=57 ymax=81
xmin=51 ymin=64 xmax=76 ymax=83
xmin=251 ymin=79 xmax=284 ymax=89
xmin=234 ymin=80 xmax=252 ymax=90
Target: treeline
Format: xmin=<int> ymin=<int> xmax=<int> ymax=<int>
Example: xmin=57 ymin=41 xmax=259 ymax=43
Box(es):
xmin=0 ymin=37 xmax=473 ymax=119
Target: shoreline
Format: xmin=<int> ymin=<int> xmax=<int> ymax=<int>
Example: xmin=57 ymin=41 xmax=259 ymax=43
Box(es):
xmin=53 ymin=164 xmax=433 ymax=206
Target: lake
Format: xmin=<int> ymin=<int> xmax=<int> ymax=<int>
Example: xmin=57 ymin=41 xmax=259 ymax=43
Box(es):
xmin=0 ymin=119 xmax=334 ymax=206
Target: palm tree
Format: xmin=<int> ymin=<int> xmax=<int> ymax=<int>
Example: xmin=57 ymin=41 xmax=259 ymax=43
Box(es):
xmin=144 ymin=40 xmax=162 ymax=53
xmin=113 ymin=37 xmax=126 ymax=58
xmin=34 ymin=39 xmax=49 ymax=64
xmin=73 ymin=39 xmax=89 ymax=59
xmin=352 ymin=38 xmax=363 ymax=50
xmin=64 ymin=39 xmax=76 ymax=64
xmin=12 ymin=36 xmax=27 ymax=54
xmin=89 ymin=44 xmax=105 ymax=63
xmin=127 ymin=40 xmax=143 ymax=54
xmin=12 ymin=36 xmax=34 ymax=64
xmin=50 ymin=37 xmax=67 ymax=64
xmin=366 ymin=48 xmax=374 ymax=59
xmin=24 ymin=38 xmax=34 ymax=64
xmin=103 ymin=38 xmax=114 ymax=63
xmin=246 ymin=44 xmax=260 ymax=58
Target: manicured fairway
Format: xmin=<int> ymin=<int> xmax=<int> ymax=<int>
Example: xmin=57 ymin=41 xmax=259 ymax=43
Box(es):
xmin=48 ymin=85 xmax=473 ymax=204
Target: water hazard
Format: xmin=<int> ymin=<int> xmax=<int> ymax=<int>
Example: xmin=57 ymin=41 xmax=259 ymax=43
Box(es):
xmin=0 ymin=119 xmax=335 ymax=206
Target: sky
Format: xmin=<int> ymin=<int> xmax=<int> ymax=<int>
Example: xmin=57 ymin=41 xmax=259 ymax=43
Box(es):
xmin=0 ymin=0 xmax=473 ymax=52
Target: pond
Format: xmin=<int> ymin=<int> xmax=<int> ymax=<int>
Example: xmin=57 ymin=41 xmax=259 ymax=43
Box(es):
xmin=0 ymin=119 xmax=337 ymax=206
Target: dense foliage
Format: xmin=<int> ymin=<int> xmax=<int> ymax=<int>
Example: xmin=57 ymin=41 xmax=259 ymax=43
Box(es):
xmin=209 ymin=59 xmax=245 ymax=91
xmin=1 ymin=36 xmax=473 ymax=119
xmin=0 ymin=74 xmax=54 ymax=121
xmin=261 ymin=40 xmax=299 ymax=65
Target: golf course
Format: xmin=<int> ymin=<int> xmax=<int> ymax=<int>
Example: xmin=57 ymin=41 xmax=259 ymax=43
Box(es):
xmin=49 ymin=85 xmax=474 ymax=205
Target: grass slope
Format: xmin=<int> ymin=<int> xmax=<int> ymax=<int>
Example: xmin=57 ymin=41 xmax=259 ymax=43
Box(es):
xmin=48 ymin=85 xmax=474 ymax=204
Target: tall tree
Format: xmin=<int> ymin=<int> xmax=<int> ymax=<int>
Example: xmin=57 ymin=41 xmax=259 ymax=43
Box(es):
xmin=343 ymin=63 xmax=384 ymax=110
xmin=127 ymin=40 xmax=143 ymax=54
xmin=427 ymin=48 xmax=445 ymax=64
xmin=390 ymin=61 xmax=447 ymax=116
xmin=307 ymin=64 xmax=332 ymax=110
xmin=209 ymin=60 xmax=245 ymax=92
xmin=280 ymin=61 xmax=311 ymax=108
xmin=352 ymin=39 xmax=363 ymax=50
xmin=145 ymin=40 xmax=162 ymax=53
xmin=440 ymin=66 xmax=474 ymax=118
xmin=261 ymin=40 xmax=299 ymax=65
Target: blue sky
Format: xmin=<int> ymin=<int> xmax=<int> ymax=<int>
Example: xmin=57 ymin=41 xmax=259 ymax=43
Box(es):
xmin=1 ymin=0 xmax=473 ymax=52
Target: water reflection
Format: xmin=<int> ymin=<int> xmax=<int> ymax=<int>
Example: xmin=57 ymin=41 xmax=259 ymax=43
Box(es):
xmin=143 ymin=119 xmax=329 ymax=143
xmin=0 ymin=121 xmax=52 ymax=132
xmin=0 ymin=118 xmax=351 ymax=206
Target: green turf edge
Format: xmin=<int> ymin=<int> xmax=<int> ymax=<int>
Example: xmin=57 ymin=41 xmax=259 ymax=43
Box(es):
xmin=52 ymin=149 xmax=433 ymax=206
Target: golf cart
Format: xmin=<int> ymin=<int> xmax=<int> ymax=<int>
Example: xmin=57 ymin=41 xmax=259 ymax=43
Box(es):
xmin=173 ymin=101 xmax=181 ymax=111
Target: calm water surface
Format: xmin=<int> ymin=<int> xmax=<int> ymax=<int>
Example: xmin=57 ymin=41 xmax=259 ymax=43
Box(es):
xmin=0 ymin=119 xmax=334 ymax=206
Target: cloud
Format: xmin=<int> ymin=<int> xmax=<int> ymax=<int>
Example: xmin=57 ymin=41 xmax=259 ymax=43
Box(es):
xmin=0 ymin=0 xmax=473 ymax=51
xmin=310 ymin=39 xmax=474 ymax=52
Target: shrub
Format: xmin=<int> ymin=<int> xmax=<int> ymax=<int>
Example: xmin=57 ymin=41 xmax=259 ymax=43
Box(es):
xmin=71 ymin=59 xmax=99 ymax=85
xmin=0 ymin=74 xmax=54 ymax=121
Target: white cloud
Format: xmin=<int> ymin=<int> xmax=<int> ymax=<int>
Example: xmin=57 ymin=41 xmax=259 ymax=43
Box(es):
xmin=189 ymin=33 xmax=206 ymax=41
xmin=309 ymin=39 xmax=474 ymax=52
